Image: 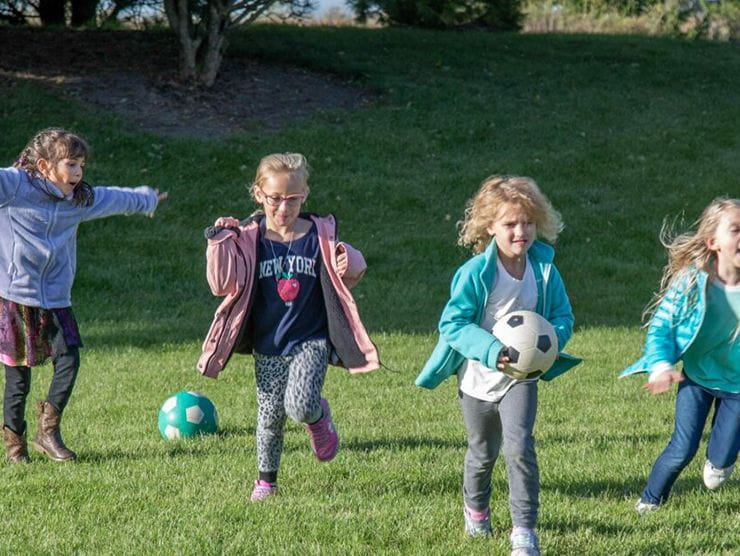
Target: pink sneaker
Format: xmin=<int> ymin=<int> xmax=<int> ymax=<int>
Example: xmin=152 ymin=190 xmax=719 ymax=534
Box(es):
xmin=305 ymin=398 xmax=339 ymax=462
xmin=250 ymin=479 xmax=277 ymax=502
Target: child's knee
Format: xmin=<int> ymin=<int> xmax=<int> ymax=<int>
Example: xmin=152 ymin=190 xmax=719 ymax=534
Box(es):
xmin=285 ymin=398 xmax=321 ymax=423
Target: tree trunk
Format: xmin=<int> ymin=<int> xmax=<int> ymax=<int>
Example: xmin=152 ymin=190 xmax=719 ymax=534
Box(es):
xmin=38 ymin=0 xmax=66 ymax=26
xmin=199 ymin=0 xmax=229 ymax=87
xmin=164 ymin=0 xmax=233 ymax=88
xmin=164 ymin=0 xmax=201 ymax=82
xmin=71 ymin=0 xmax=99 ymax=26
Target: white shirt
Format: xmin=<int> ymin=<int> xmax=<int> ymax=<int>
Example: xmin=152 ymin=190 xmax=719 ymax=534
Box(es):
xmin=457 ymin=256 xmax=538 ymax=402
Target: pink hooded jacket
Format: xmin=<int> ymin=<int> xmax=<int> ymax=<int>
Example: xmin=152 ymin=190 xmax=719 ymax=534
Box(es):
xmin=197 ymin=214 xmax=380 ymax=378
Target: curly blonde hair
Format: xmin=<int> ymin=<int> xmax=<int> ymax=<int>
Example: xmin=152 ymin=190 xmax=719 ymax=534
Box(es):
xmin=457 ymin=175 xmax=563 ymax=254
xmin=249 ymin=152 xmax=310 ymax=203
xmin=645 ymin=197 xmax=740 ymax=324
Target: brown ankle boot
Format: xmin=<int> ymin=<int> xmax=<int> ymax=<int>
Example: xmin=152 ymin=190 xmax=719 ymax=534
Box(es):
xmin=3 ymin=425 xmax=29 ymax=463
xmin=32 ymin=401 xmax=76 ymax=462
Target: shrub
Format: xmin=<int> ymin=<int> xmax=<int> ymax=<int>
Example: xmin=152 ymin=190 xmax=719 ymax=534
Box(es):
xmin=349 ymin=0 xmax=524 ymax=30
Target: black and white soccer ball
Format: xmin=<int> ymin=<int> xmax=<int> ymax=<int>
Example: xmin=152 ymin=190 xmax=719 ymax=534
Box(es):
xmin=491 ymin=310 xmax=558 ymax=380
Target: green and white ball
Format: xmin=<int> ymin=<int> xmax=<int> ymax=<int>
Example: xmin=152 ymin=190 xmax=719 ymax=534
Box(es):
xmin=158 ymin=391 xmax=218 ymax=440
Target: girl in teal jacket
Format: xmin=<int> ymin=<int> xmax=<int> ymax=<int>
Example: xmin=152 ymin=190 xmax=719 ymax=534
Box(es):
xmin=416 ymin=176 xmax=580 ymax=556
xmin=622 ymin=198 xmax=739 ymax=514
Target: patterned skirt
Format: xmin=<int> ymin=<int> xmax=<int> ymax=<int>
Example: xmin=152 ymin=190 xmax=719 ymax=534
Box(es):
xmin=0 ymin=297 xmax=82 ymax=368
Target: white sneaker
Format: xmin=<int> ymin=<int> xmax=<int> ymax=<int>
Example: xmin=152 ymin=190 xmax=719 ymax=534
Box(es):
xmin=510 ymin=527 xmax=539 ymax=556
xmin=634 ymin=499 xmax=660 ymax=515
xmin=703 ymin=459 xmax=735 ymax=490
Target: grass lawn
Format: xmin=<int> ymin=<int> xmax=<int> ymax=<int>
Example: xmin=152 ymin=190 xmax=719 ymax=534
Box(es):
xmin=0 ymin=25 xmax=738 ymax=554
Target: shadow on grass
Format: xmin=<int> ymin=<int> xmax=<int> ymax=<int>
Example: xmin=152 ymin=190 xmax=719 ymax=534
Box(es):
xmin=542 ymin=476 xmax=722 ymax=506
xmin=542 ymin=476 xmax=647 ymax=499
xmin=78 ymin=448 xmax=155 ymax=463
xmin=539 ymin=432 xmax=665 ymax=446
xmin=341 ymin=435 xmax=463 ymax=453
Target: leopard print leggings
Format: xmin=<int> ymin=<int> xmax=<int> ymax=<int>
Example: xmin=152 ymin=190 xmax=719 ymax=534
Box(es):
xmin=254 ymin=339 xmax=329 ymax=473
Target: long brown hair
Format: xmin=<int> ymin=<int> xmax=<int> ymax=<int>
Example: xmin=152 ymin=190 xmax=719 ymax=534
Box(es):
xmin=14 ymin=128 xmax=94 ymax=207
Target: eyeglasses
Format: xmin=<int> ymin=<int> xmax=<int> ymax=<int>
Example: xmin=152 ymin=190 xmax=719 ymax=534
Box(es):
xmin=258 ymin=187 xmax=306 ymax=207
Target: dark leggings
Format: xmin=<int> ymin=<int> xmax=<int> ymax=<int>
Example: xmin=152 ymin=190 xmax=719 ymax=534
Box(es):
xmin=3 ymin=346 xmax=80 ymax=435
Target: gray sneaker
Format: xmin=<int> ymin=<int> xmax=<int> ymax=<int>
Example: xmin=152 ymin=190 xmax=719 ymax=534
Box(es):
xmin=463 ymin=505 xmax=492 ymax=537
xmin=510 ymin=527 xmax=540 ymax=556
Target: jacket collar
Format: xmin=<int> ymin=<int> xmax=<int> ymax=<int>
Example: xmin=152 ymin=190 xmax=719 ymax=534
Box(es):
xmin=242 ymin=211 xmax=327 ymax=227
xmin=28 ymin=171 xmax=68 ymax=201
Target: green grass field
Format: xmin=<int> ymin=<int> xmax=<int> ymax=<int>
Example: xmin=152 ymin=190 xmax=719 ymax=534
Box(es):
xmin=0 ymin=26 xmax=738 ymax=554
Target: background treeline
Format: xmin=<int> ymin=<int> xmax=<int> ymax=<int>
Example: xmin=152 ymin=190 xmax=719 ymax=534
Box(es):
xmin=349 ymin=0 xmax=739 ymax=39
xmin=1 ymin=0 xmax=738 ymax=39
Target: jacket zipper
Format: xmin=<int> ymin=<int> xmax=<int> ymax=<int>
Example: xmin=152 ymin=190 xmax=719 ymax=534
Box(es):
xmin=38 ymin=201 xmax=58 ymax=307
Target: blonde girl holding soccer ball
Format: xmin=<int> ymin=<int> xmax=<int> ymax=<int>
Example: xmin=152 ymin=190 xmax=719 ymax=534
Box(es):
xmin=416 ymin=175 xmax=580 ymax=555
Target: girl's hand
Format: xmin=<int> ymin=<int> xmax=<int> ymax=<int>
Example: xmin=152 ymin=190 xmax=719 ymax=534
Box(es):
xmin=215 ymin=216 xmax=240 ymax=229
xmin=642 ymin=369 xmax=684 ymax=395
xmin=496 ymin=348 xmax=511 ymax=371
xmin=149 ymin=189 xmax=169 ymax=217
xmin=336 ymin=250 xmax=348 ymax=277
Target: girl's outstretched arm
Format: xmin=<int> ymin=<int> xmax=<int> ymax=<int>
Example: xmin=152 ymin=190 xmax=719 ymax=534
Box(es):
xmin=81 ymin=185 xmax=160 ymax=221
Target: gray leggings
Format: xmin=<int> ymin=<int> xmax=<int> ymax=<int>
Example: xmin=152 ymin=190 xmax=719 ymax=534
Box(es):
xmin=459 ymin=380 xmax=539 ymax=528
xmin=254 ymin=339 xmax=329 ymax=473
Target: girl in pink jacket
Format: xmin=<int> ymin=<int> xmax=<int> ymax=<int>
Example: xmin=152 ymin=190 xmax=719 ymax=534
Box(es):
xmin=198 ymin=153 xmax=379 ymax=502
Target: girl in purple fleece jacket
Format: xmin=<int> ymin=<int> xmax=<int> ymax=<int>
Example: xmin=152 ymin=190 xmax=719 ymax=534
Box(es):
xmin=0 ymin=128 xmax=167 ymax=464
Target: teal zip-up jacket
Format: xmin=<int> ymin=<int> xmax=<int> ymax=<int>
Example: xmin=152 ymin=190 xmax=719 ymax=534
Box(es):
xmin=619 ymin=269 xmax=736 ymax=380
xmin=416 ymin=238 xmax=581 ymax=389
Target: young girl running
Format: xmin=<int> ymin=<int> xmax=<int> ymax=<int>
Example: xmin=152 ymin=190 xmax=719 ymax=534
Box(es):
xmin=622 ymin=198 xmax=739 ymax=513
xmin=198 ymin=153 xmax=379 ymax=502
xmin=1 ymin=128 xmax=167 ymax=463
xmin=416 ymin=176 xmax=580 ymax=555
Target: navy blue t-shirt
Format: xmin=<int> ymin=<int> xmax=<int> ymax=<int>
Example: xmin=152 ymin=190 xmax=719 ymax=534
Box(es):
xmin=251 ymin=220 xmax=328 ymax=356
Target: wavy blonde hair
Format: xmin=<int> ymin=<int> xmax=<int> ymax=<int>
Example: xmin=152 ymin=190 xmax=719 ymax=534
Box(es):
xmin=457 ymin=175 xmax=563 ymax=254
xmin=644 ymin=197 xmax=740 ymax=325
xmin=249 ymin=152 xmax=310 ymax=203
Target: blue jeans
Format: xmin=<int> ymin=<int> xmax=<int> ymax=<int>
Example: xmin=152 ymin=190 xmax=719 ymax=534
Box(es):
xmin=641 ymin=377 xmax=740 ymax=505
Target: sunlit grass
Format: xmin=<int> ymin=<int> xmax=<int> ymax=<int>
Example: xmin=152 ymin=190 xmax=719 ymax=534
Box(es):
xmin=0 ymin=25 xmax=738 ymax=554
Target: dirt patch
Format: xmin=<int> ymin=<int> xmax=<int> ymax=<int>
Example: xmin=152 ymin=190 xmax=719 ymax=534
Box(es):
xmin=0 ymin=27 xmax=374 ymax=138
